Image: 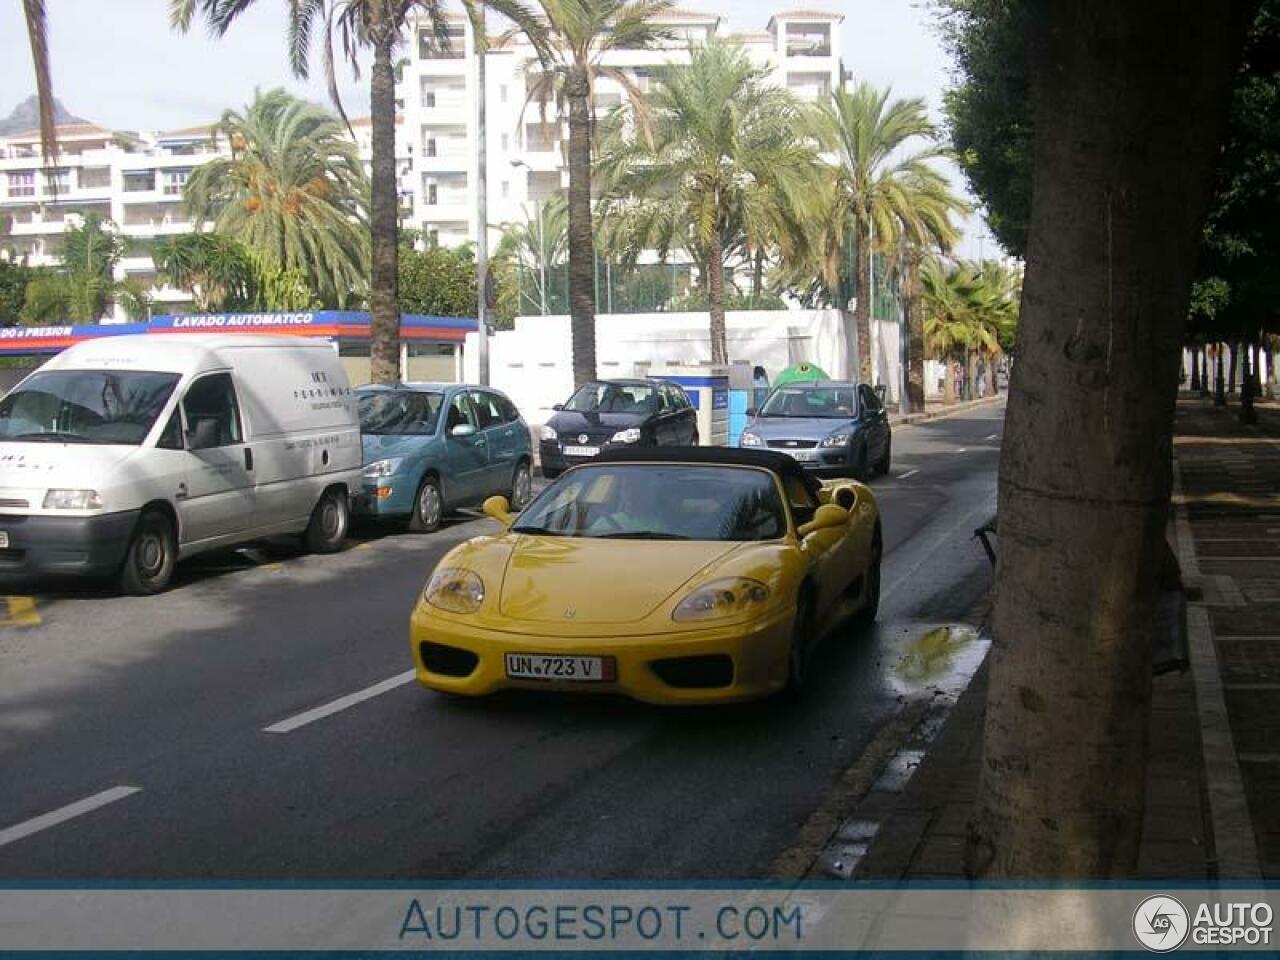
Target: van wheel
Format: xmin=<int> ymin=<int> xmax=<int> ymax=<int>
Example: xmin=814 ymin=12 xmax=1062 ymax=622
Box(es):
xmin=510 ymin=461 xmax=533 ymax=510
xmin=304 ymin=488 xmax=349 ymax=553
xmin=119 ymin=511 xmax=176 ymax=596
xmin=408 ymin=476 xmax=443 ymax=533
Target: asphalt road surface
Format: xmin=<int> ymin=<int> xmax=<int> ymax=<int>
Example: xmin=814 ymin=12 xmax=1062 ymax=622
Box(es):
xmin=0 ymin=402 xmax=1004 ymax=879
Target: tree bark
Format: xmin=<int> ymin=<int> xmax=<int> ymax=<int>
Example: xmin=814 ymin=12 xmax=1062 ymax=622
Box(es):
xmin=966 ymin=0 xmax=1249 ymax=882
xmin=853 ymin=225 xmax=872 ymax=383
xmin=565 ymin=68 xmax=597 ymax=388
xmin=1241 ymin=338 xmax=1258 ymax=423
xmin=1190 ymin=345 xmax=1202 ymax=391
xmin=942 ymin=358 xmax=956 ymax=405
xmin=1215 ymin=343 xmax=1227 ymax=405
xmin=966 ymin=348 xmax=979 ymax=401
xmin=1229 ymin=340 xmax=1239 ymax=394
xmin=1266 ymin=337 xmax=1276 ymax=397
xmin=905 ymin=254 xmax=926 ymax=413
xmin=368 ymin=30 xmax=401 ymax=385
xmin=708 ymin=226 xmax=728 ymax=365
xmin=985 ymin=351 xmax=998 ymax=397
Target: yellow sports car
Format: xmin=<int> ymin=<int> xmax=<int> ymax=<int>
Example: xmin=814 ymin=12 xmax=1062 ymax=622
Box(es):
xmin=408 ymin=447 xmax=881 ymax=704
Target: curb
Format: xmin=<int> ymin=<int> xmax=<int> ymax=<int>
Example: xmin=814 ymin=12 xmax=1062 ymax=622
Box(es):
xmin=889 ymin=394 xmax=1006 ymax=428
xmin=1171 ymin=452 xmax=1262 ymax=880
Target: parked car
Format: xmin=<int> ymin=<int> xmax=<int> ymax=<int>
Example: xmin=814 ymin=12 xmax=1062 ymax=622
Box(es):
xmin=739 ymin=380 xmax=891 ymax=478
xmin=538 ymin=379 xmax=698 ymax=478
xmin=0 ymin=334 xmax=362 ymax=594
xmin=408 ymin=447 xmax=881 ymax=704
xmin=355 ymin=383 xmax=532 ymax=532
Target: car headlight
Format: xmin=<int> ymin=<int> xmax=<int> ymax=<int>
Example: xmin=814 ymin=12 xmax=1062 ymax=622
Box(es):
xmin=422 ymin=567 xmax=486 ymax=614
xmin=819 ymin=431 xmax=852 ymax=447
xmin=541 ymin=425 xmax=558 ymax=441
xmin=362 ymin=457 xmax=403 ymax=479
xmin=43 ymin=489 xmax=103 ymax=510
xmin=740 ymin=431 xmax=763 ymax=448
xmin=672 ymin=577 xmax=771 ymax=622
xmin=610 ymin=427 xmax=641 ymax=444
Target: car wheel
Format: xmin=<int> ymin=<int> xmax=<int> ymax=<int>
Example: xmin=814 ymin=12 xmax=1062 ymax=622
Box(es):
xmin=852 ymin=440 xmax=870 ymax=481
xmin=510 ymin=460 xmax=533 ymax=510
xmin=118 ymin=510 xmax=176 ymax=596
xmin=853 ymin=527 xmax=883 ymax=627
xmin=784 ymin=594 xmax=815 ymax=699
xmin=304 ymin=487 xmax=349 ymax=553
xmin=690 ymin=431 xmax=700 ymax=447
xmin=874 ymin=436 xmax=892 ymax=476
xmin=540 ymin=465 xmax=562 ymax=480
xmin=408 ymin=476 xmax=443 ymax=533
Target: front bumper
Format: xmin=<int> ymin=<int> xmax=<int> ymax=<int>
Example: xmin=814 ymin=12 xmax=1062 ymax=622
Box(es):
xmin=352 ymin=478 xmax=416 ymax=517
xmin=745 ymin=443 xmax=856 ymax=474
xmin=540 ymin=439 xmax=645 ymax=473
xmin=0 ymin=509 xmax=139 ymax=578
xmin=409 ymin=605 xmax=795 ymax=705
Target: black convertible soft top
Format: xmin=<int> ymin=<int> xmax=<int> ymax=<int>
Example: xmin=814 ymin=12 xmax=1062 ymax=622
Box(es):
xmin=593 ymin=445 xmax=823 ymax=498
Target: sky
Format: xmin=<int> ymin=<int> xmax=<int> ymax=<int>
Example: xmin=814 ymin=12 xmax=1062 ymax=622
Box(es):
xmin=0 ymin=0 xmax=993 ymax=257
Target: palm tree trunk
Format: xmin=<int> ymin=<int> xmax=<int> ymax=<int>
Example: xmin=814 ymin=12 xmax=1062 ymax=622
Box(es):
xmin=1240 ymin=336 xmax=1257 ymax=424
xmin=966 ymin=349 xmax=978 ymax=401
xmin=708 ymin=227 xmax=728 ymax=365
xmin=368 ymin=31 xmax=401 ymax=385
xmin=985 ymin=351 xmax=998 ymax=397
xmin=853 ymin=225 xmax=872 ymax=383
xmin=1215 ymin=342 xmax=1227 ymax=405
xmin=1229 ymin=340 xmax=1239 ymax=394
xmin=942 ymin=357 xmax=956 ymax=404
xmin=967 ymin=0 xmax=1247 ymax=882
xmin=1189 ymin=345 xmax=1201 ymax=391
xmin=905 ymin=254 xmax=926 ymax=413
xmin=1266 ymin=337 xmax=1276 ymax=397
xmin=565 ymin=69 xmax=597 ymax=388
xmin=752 ymin=248 xmax=764 ymax=301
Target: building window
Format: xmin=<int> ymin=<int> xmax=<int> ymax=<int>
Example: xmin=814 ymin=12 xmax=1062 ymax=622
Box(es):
xmin=123 ymin=171 xmax=156 ymax=192
xmin=425 ymin=90 xmax=436 ymax=108
xmin=426 ymin=228 xmax=439 ymax=247
xmin=500 ymin=84 xmax=508 ymax=103
xmin=427 ymin=183 xmax=438 ymax=205
xmin=426 ymin=138 xmax=437 ymax=157
xmin=419 ymin=26 xmax=465 ymax=59
xmin=501 ymin=180 xmax=509 ymax=198
xmin=42 ymin=168 xmax=70 ymax=193
xmin=162 ymin=169 xmax=190 ymax=195
xmin=501 ymin=133 xmax=510 ymax=151
xmin=7 ymin=171 xmax=35 ymax=197
xmin=79 ymin=167 xmax=111 ymax=190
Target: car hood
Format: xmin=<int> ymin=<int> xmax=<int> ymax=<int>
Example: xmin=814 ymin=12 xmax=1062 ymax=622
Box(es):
xmin=0 ymin=442 xmax=139 ymax=497
xmin=361 ymin=432 xmax=432 ymax=463
xmin=498 ymin=536 xmax=739 ymax=625
xmin=547 ymin=410 xmax=648 ymax=434
xmin=747 ymin=416 xmax=858 ymax=442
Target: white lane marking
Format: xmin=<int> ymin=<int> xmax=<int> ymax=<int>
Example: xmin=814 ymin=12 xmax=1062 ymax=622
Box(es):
xmin=897 ymin=469 xmax=920 ymax=480
xmin=263 ymin=670 xmax=417 ymax=734
xmin=985 ymin=433 xmax=999 ymax=441
xmin=0 ymin=786 xmax=141 ymax=849
xmin=956 ymin=447 xmax=968 ymax=453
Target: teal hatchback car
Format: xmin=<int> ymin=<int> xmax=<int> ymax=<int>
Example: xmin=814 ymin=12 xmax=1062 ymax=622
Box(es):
xmin=354 ymin=383 xmax=533 ymax=532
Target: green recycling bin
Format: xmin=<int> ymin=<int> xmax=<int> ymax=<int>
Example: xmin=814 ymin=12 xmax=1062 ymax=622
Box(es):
xmin=774 ymin=362 xmax=830 ymax=385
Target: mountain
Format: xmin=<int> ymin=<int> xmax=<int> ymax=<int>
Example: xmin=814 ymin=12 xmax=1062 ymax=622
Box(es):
xmin=0 ymin=95 xmax=91 ymax=136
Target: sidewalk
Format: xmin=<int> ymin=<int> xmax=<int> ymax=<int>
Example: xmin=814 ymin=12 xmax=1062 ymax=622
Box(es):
xmin=825 ymin=395 xmax=1280 ymax=881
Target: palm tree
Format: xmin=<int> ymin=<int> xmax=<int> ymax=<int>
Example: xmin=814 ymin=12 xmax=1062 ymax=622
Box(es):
xmin=20 ymin=1 xmax=56 ymax=167
xmin=596 ymin=40 xmax=817 ymax=363
xmin=171 ymin=0 xmax=542 ymax=384
xmin=511 ymin=0 xmax=677 ymax=386
xmin=921 ymin=258 xmax=998 ymax=403
xmin=805 ymin=82 xmax=962 ymax=385
xmin=152 ymin=233 xmax=257 ymax=312
xmin=181 ymin=89 xmax=369 ymax=309
xmin=497 ymin=195 xmax=568 ymax=315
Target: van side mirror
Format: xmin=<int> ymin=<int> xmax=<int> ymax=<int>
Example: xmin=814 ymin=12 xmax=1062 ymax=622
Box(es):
xmin=746 ymin=407 xmax=757 ymax=418
xmin=798 ymin=503 xmax=849 ymax=538
xmin=450 ymin=423 xmax=477 ymax=438
xmin=483 ymin=495 xmax=514 ymax=528
xmin=188 ymin=417 xmax=220 ymax=450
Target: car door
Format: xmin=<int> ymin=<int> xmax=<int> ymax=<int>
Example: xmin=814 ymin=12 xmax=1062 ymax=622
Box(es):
xmin=651 ymin=385 xmax=676 ymax=446
xmin=675 ymin=386 xmax=698 ymax=444
xmin=469 ymin=389 xmax=518 ymax=495
xmin=442 ymin=391 xmax=488 ymax=506
xmin=858 ymin=385 xmax=889 ymax=462
xmin=177 ymin=371 xmax=256 ymax=545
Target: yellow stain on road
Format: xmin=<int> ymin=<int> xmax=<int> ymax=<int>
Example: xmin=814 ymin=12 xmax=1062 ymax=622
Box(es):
xmin=2 ymin=596 xmax=41 ymax=627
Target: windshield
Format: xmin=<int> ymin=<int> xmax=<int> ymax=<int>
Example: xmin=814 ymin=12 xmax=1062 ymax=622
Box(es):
xmin=760 ymin=385 xmax=858 ymax=419
xmin=0 ymin=369 xmax=180 ymax=445
xmin=512 ymin=464 xmax=786 ymax=541
xmin=358 ymin=390 xmax=445 ymax=435
xmin=565 ymin=383 xmax=656 ymax=414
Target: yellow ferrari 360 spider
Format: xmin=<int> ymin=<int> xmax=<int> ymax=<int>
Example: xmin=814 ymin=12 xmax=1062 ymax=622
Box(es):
xmin=408 ymin=447 xmax=881 ymax=704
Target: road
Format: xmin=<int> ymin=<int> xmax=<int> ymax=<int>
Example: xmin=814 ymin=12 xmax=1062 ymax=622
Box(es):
xmin=0 ymin=402 xmax=1003 ymax=879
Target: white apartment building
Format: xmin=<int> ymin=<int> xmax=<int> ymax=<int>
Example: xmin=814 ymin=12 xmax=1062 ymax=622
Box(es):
xmin=0 ymin=5 xmax=846 ymax=322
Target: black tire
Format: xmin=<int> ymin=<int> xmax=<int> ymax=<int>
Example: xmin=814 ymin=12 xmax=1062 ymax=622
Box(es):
xmin=540 ymin=465 xmax=562 ymax=480
xmin=407 ymin=475 xmax=443 ymax=533
xmin=784 ymin=593 xmax=815 ymax=699
xmin=874 ymin=436 xmax=892 ymax=476
xmin=690 ymin=431 xmax=700 ymax=447
xmin=852 ymin=440 xmax=871 ymax=481
xmin=510 ymin=460 xmax=533 ymax=510
xmin=853 ymin=527 xmax=883 ymax=627
xmin=118 ymin=510 xmax=176 ymax=596
xmin=304 ymin=487 xmax=349 ymax=552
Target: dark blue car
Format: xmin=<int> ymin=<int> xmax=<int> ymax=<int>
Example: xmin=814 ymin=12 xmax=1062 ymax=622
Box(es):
xmin=355 ymin=383 xmax=533 ymax=532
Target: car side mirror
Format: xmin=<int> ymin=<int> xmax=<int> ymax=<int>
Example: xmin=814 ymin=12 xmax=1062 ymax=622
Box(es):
xmin=798 ymin=503 xmax=849 ymax=538
xmin=873 ymin=385 xmax=888 ymax=404
xmin=450 ymin=423 xmax=477 ymax=438
xmin=746 ymin=407 xmax=757 ymax=417
xmin=187 ymin=417 xmax=220 ymax=450
xmin=552 ymin=403 xmax=564 ymax=412
xmin=483 ymin=495 xmax=514 ymax=528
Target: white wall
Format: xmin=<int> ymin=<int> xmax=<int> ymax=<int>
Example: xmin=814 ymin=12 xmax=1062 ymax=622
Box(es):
xmin=465 ymin=309 xmax=926 ymax=424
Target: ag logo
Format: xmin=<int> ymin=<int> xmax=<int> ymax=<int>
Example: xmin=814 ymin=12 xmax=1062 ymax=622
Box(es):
xmin=578 ymin=434 xmax=589 ymax=444
xmin=1133 ymin=895 xmax=1190 ymax=952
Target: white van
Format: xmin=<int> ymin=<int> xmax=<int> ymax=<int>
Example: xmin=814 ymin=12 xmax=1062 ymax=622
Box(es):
xmin=0 ymin=334 xmax=363 ymax=594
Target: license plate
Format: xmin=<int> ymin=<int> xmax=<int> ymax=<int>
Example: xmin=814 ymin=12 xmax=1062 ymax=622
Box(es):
xmin=505 ymin=653 xmax=611 ymax=682
xmin=563 ymin=445 xmax=600 ymax=457
xmin=785 ymin=448 xmax=817 ymax=462
xmin=0 ymin=532 xmax=8 ymax=548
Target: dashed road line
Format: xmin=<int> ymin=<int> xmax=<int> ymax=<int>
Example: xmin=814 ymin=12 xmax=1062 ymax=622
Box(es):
xmin=2 ymin=596 xmax=40 ymax=626
xmin=897 ymin=469 xmax=920 ymax=480
xmin=985 ymin=433 xmax=999 ymax=441
xmin=0 ymin=786 xmax=141 ymax=850
xmin=956 ymin=447 xmax=968 ymax=453
xmin=263 ymin=670 xmax=417 ymax=734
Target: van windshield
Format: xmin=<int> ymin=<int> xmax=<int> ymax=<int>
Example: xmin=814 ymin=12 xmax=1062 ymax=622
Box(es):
xmin=0 ymin=370 xmax=181 ymax=445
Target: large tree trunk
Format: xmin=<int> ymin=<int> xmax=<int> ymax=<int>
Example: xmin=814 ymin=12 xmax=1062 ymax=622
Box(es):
xmin=905 ymin=254 xmax=926 ymax=413
xmin=1215 ymin=343 xmax=1227 ymax=405
xmin=967 ymin=349 xmax=979 ymax=401
xmin=853 ymin=225 xmax=872 ymax=383
xmin=1190 ymin=345 xmax=1202 ymax=391
xmin=1241 ymin=338 xmax=1258 ymax=423
xmin=708 ymin=226 xmax=728 ymax=365
xmin=966 ymin=0 xmax=1248 ymax=881
xmin=565 ymin=69 xmax=597 ymax=388
xmin=1229 ymin=340 xmax=1239 ymax=394
xmin=1266 ymin=337 xmax=1276 ymax=397
xmin=942 ymin=358 xmax=956 ymax=404
xmin=985 ymin=351 xmax=998 ymax=397
xmin=368 ymin=31 xmax=401 ymax=385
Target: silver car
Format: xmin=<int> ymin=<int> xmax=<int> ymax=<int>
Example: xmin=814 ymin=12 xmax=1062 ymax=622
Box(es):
xmin=739 ymin=380 xmax=891 ymax=479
